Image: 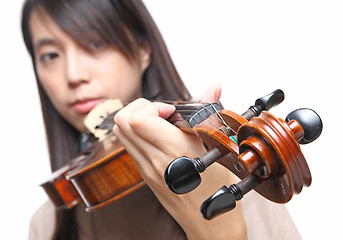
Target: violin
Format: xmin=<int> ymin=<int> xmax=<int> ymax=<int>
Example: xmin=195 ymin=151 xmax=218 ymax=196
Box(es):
xmin=41 ymin=89 xmax=322 ymax=219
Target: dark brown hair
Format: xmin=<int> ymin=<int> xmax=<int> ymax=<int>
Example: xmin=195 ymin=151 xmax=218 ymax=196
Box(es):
xmin=21 ymin=0 xmax=190 ymax=239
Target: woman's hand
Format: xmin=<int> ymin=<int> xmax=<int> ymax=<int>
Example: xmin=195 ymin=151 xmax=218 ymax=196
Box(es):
xmin=113 ymin=83 xmax=247 ymax=240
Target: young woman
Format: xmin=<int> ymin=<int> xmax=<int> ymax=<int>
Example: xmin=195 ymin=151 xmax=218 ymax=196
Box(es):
xmin=22 ymin=0 xmax=301 ymax=239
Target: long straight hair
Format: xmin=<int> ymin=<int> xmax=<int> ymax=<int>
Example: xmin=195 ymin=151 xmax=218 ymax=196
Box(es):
xmin=21 ymin=0 xmax=191 ymax=239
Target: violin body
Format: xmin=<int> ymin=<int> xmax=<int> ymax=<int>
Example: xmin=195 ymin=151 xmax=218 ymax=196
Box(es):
xmin=41 ymin=163 xmax=81 ymax=209
xmin=41 ymin=135 xmax=144 ymax=211
xmin=66 ymin=138 xmax=144 ymax=212
xmin=40 ymin=142 xmax=102 ymax=209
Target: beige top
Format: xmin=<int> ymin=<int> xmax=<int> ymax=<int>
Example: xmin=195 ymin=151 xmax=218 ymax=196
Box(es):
xmin=29 ymin=186 xmax=301 ymax=240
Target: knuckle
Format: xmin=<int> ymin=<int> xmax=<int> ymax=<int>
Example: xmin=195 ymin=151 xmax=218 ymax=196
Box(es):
xmin=128 ymin=112 xmax=142 ymax=129
xmin=134 ymin=97 xmax=150 ymax=105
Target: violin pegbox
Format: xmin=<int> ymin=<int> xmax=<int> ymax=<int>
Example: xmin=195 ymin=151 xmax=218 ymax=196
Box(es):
xmin=165 ymin=89 xmax=285 ymax=195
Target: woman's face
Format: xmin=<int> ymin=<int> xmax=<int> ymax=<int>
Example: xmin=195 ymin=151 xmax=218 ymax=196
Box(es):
xmin=29 ymin=10 xmax=151 ymax=132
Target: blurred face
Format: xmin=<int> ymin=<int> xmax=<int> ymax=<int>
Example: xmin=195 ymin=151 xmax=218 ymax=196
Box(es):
xmin=29 ymin=10 xmax=151 ymax=132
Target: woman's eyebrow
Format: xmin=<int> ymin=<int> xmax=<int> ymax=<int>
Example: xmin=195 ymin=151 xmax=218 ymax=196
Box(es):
xmin=34 ymin=38 xmax=56 ymax=49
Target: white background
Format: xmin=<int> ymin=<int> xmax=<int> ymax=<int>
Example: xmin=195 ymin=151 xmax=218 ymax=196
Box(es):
xmin=1 ymin=1 xmax=342 ymax=239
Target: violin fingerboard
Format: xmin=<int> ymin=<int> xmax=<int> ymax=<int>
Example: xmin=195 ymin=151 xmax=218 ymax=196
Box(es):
xmin=168 ymin=102 xmax=222 ymax=129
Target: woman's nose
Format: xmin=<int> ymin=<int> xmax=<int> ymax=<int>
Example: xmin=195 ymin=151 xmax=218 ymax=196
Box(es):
xmin=65 ymin=50 xmax=91 ymax=86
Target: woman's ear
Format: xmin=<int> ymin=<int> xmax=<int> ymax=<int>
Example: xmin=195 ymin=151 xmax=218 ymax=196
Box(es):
xmin=139 ymin=42 xmax=152 ymax=72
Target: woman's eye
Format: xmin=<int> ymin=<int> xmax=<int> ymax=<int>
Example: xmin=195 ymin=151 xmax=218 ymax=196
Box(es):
xmin=39 ymin=53 xmax=59 ymax=63
xmin=89 ymin=39 xmax=106 ymax=51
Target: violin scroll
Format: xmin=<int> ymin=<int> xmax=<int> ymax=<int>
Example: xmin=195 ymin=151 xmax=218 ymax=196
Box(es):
xmin=200 ymin=108 xmax=322 ymax=220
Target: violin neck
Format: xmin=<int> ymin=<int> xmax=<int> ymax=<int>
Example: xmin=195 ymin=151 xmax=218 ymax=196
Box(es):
xmin=94 ymin=101 xmax=222 ymax=133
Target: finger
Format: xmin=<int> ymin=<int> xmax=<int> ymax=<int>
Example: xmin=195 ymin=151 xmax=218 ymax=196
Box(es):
xmin=114 ymin=99 xmax=175 ymax=148
xmin=153 ymin=102 xmax=176 ymax=120
xmin=113 ymin=123 xmax=157 ymax=173
xmin=113 ymin=98 xmax=154 ymax=165
xmin=128 ymin=102 xmax=204 ymax=158
xmin=200 ymin=82 xmax=222 ymax=103
xmin=114 ymin=98 xmax=151 ymax=129
xmin=113 ymin=98 xmax=154 ymax=156
xmin=113 ymin=100 xmax=179 ymax=169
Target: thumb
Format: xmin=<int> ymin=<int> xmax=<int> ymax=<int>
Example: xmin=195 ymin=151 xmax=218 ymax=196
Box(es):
xmin=200 ymin=82 xmax=222 ymax=103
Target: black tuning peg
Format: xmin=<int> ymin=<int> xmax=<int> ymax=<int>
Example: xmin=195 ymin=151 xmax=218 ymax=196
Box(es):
xmin=201 ymin=185 xmax=238 ymax=220
xmin=255 ymin=89 xmax=285 ymax=112
xmin=164 ymin=156 xmax=202 ymax=194
xmin=285 ymin=108 xmax=323 ymax=144
xmin=201 ymin=175 xmax=259 ymax=220
xmin=164 ymin=147 xmax=223 ymax=194
xmin=242 ymin=89 xmax=285 ymax=120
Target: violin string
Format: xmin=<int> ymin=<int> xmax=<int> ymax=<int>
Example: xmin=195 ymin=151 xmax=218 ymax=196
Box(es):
xmin=197 ymin=105 xmax=225 ymax=134
xmin=209 ymin=103 xmax=229 ymax=128
xmin=213 ymin=104 xmax=237 ymax=135
xmin=204 ymin=103 xmax=237 ymax=136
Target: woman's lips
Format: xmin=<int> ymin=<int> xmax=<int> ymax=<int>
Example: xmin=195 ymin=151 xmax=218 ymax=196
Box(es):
xmin=72 ymin=98 xmax=103 ymax=114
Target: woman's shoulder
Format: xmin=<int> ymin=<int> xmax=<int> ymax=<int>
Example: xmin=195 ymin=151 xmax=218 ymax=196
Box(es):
xmin=29 ymin=201 xmax=55 ymax=240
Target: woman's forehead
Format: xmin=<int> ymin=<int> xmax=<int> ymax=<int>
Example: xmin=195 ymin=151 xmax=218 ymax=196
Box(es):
xmin=29 ymin=7 xmax=102 ymax=52
xmin=29 ymin=9 xmax=72 ymax=48
xmin=28 ymin=2 xmax=143 ymax=62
